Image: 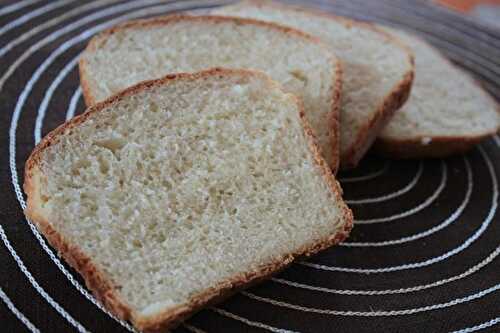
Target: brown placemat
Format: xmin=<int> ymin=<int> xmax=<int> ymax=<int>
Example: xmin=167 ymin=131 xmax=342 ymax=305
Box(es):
xmin=0 ymin=0 xmax=498 ymax=332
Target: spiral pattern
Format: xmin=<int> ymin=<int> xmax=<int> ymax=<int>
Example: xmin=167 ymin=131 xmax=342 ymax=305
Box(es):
xmin=0 ymin=0 xmax=498 ymax=332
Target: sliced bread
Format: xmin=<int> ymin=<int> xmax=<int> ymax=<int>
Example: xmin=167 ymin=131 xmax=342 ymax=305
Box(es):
xmin=79 ymin=15 xmax=342 ymax=171
xmin=375 ymin=28 xmax=500 ymax=158
xmin=214 ymin=0 xmax=415 ymax=169
xmin=24 ymin=68 xmax=353 ymax=332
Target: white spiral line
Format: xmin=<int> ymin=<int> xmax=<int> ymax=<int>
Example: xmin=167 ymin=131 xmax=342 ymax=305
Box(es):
xmin=0 ymin=0 xmax=123 ymax=60
xmin=299 ymin=147 xmax=497 ymax=273
xmin=0 ymin=0 xmax=180 ymax=89
xmin=1 ymin=2 xmax=109 ymax=330
xmin=211 ymin=308 xmax=301 ymax=333
xmin=0 ymin=286 xmax=40 ymax=333
xmin=8 ymin=1 xmax=233 ymax=331
xmin=0 ymin=223 xmax=88 ymax=332
xmin=452 ymin=317 xmax=500 ymax=333
xmin=354 ymin=160 xmax=447 ymax=224
xmin=183 ymin=324 xmax=208 ymax=333
xmin=8 ymin=0 xmax=500 ymax=330
xmin=345 ymin=161 xmax=423 ymax=205
xmin=241 ymin=283 xmax=500 ymax=316
xmin=338 ymin=160 xmax=390 ymax=183
xmin=342 ymin=156 xmax=472 ymax=247
xmin=273 ymin=245 xmax=500 ymax=295
xmin=35 ymin=54 xmax=80 ymax=143
xmin=0 ymin=0 xmax=76 ymax=38
xmin=66 ymin=87 xmax=82 ymax=120
xmin=0 ymin=0 xmax=41 ymax=17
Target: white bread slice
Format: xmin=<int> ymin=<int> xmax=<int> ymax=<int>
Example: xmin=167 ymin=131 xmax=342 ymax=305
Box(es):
xmin=375 ymin=28 xmax=500 ymax=158
xmin=214 ymin=0 xmax=415 ymax=169
xmin=24 ymin=68 xmax=353 ymax=332
xmin=79 ymin=15 xmax=342 ymax=171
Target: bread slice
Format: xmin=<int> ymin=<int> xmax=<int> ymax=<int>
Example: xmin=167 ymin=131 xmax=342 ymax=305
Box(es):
xmin=375 ymin=28 xmax=500 ymax=158
xmin=79 ymin=15 xmax=342 ymax=171
xmin=24 ymin=68 xmax=353 ymax=332
xmin=214 ymin=0 xmax=415 ymax=169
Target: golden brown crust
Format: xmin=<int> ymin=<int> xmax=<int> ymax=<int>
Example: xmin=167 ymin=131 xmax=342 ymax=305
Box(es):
xmin=78 ymin=13 xmax=342 ymax=171
xmin=329 ymin=58 xmax=342 ymax=174
xmin=217 ymin=0 xmax=415 ymax=169
xmin=341 ymin=67 xmax=414 ymax=168
xmin=78 ymin=58 xmax=97 ymax=106
xmin=374 ymin=133 xmax=497 ymax=159
xmin=25 ymin=68 xmax=353 ymax=333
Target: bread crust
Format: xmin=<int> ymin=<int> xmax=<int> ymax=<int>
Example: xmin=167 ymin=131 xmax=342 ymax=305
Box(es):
xmin=215 ymin=0 xmax=415 ymax=169
xmin=342 ymin=68 xmax=414 ymax=167
xmin=375 ymin=32 xmax=500 ymax=158
xmin=25 ymin=68 xmax=353 ymax=333
xmin=375 ymin=132 xmax=498 ymax=159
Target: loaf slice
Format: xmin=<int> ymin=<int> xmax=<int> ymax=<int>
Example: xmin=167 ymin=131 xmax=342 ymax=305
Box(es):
xmin=214 ymin=0 xmax=414 ymax=169
xmin=24 ymin=69 xmax=353 ymax=332
xmin=79 ymin=15 xmax=342 ymax=171
xmin=375 ymin=28 xmax=500 ymax=158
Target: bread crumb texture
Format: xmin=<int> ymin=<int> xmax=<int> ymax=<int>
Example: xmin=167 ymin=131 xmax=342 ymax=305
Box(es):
xmin=31 ymin=72 xmax=348 ymax=319
xmin=215 ymin=2 xmax=412 ymax=158
xmin=81 ymin=16 xmax=339 ymax=167
xmin=379 ymin=28 xmax=500 ymax=140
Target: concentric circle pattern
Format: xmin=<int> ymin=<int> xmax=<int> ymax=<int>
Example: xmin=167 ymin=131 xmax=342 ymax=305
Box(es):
xmin=0 ymin=0 xmax=498 ymax=332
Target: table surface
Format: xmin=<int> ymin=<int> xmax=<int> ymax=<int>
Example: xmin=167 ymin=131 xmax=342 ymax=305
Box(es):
xmin=0 ymin=1 xmax=499 ymax=332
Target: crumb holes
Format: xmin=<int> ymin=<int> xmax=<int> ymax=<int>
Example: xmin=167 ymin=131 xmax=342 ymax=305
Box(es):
xmin=289 ymin=70 xmax=308 ymax=85
xmin=161 ymin=180 xmax=172 ymax=190
xmin=149 ymin=102 xmax=160 ymax=113
xmin=155 ymin=233 xmax=166 ymax=243
xmin=98 ymin=155 xmax=109 ymax=174
xmin=40 ymin=195 xmax=49 ymax=204
xmin=94 ymin=138 xmax=126 ymax=154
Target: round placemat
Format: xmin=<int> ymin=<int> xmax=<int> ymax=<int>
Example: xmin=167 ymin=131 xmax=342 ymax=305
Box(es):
xmin=0 ymin=0 xmax=499 ymax=332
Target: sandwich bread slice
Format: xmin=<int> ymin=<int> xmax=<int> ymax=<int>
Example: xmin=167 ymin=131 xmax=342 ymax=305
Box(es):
xmin=24 ymin=68 xmax=353 ymax=332
xmin=79 ymin=15 xmax=342 ymax=171
xmin=214 ymin=0 xmax=415 ymax=168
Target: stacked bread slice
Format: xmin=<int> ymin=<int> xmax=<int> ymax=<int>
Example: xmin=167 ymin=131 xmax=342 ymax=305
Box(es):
xmin=25 ymin=68 xmax=353 ymax=332
xmin=375 ymin=28 xmax=500 ymax=158
xmin=23 ymin=1 xmax=499 ymax=332
xmin=79 ymin=15 xmax=343 ymax=170
xmin=214 ymin=0 xmax=415 ymax=168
